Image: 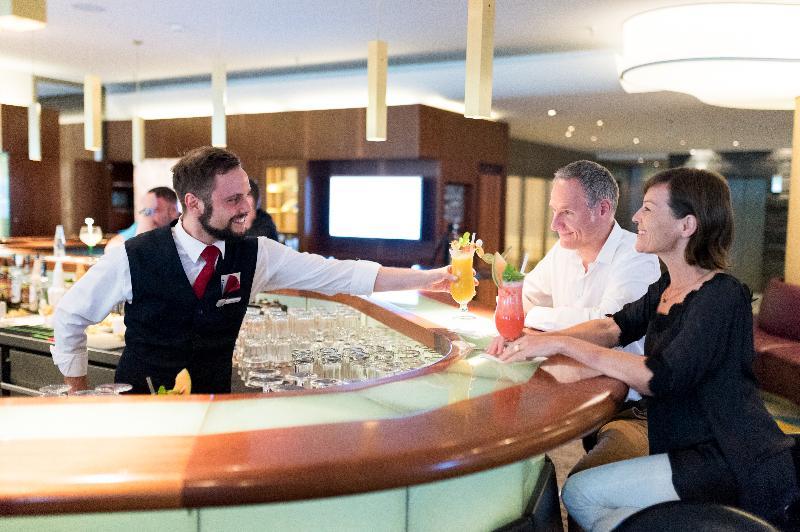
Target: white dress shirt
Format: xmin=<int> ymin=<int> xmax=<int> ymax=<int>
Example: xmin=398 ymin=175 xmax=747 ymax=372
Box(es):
xmin=523 ymin=221 xmax=660 ymax=350
xmin=52 ymin=220 xmax=380 ymax=377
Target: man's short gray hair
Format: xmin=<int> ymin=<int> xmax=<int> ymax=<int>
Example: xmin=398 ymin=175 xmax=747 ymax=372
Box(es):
xmin=554 ymin=160 xmax=618 ymax=211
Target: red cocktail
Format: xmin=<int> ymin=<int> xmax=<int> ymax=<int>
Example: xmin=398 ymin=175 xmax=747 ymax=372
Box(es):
xmin=495 ymin=281 xmax=524 ymax=340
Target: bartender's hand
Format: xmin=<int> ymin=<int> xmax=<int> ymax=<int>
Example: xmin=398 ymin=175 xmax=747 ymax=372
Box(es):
xmin=64 ymin=375 xmax=89 ymax=393
xmin=495 ymin=334 xmax=565 ymax=363
xmin=421 ymin=265 xmax=478 ymax=293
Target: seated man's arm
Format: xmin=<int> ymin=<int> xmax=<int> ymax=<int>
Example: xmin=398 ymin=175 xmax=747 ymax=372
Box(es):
xmin=51 ymin=246 xmax=131 ymax=390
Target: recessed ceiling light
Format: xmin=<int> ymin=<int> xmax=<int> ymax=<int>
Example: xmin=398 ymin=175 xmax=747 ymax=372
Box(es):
xmin=596 ymin=120 xmax=604 ymax=127
xmin=654 ymin=161 xmax=660 ymax=168
xmin=632 ymin=137 xmax=640 ymax=145
xmin=590 ymin=136 xmax=597 ymax=142
xmin=547 ymin=109 xmax=557 ymax=117
xmin=679 ymin=139 xmax=687 ymax=146
xmin=689 ymin=149 xmax=697 ymax=155
xmin=567 ymin=125 xmax=575 ymax=132
xmin=565 ymin=131 xmax=573 ymax=138
xmin=637 ymin=157 xmax=644 ymax=164
xmin=732 ymin=140 xmax=740 ymax=147
xmin=71 ymin=2 xmax=105 ymax=12
xmin=169 ymin=23 xmax=185 ymax=32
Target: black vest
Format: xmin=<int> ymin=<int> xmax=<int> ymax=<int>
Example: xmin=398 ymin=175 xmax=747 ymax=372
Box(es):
xmin=118 ymin=224 xmax=258 ymax=394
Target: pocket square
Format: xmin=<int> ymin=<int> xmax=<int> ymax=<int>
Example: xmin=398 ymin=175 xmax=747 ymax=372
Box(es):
xmin=216 ymin=296 xmax=242 ymax=308
xmin=221 ymin=273 xmax=241 ymax=295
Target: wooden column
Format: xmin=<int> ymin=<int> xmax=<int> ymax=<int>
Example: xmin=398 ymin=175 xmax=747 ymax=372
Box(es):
xmin=786 ymin=96 xmax=800 ymax=284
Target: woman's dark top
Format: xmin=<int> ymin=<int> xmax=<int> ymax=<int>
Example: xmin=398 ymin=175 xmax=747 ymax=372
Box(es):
xmin=612 ymin=272 xmax=798 ymax=522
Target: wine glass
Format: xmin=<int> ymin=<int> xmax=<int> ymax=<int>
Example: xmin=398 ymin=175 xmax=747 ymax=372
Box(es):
xmin=79 ymin=217 xmax=103 ymax=255
xmin=449 ymin=247 xmax=476 ymax=318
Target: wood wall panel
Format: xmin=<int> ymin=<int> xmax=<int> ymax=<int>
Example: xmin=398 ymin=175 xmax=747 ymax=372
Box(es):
xmin=104 ymin=120 xmax=132 ymax=162
xmin=59 ymin=123 xmax=97 ymax=237
xmin=145 ymin=117 xmax=210 ymax=158
xmin=355 ymin=105 xmax=421 ymax=160
xmin=418 ymin=106 xmax=508 ymax=165
xmin=1 ymin=105 xmax=61 ymax=236
xmin=304 ymin=108 xmax=364 ymax=160
xmin=71 ymin=160 xmax=111 ymax=230
xmin=227 ymin=112 xmax=306 ymax=174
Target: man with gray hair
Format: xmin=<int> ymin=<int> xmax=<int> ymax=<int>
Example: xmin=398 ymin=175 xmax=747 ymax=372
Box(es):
xmin=488 ymin=160 xmax=659 ymax=475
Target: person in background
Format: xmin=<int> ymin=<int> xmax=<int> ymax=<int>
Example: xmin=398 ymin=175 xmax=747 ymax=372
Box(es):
xmin=487 ymin=160 xmax=660 ymax=475
xmin=244 ymin=178 xmax=279 ymax=241
xmin=105 ymin=187 xmax=180 ymax=250
xmin=52 ymin=146 xmax=461 ymax=395
xmin=496 ymin=168 xmax=799 ymax=530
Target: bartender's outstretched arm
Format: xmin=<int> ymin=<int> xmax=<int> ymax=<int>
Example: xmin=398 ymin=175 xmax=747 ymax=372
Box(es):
xmin=373 ymin=265 xmax=461 ymax=292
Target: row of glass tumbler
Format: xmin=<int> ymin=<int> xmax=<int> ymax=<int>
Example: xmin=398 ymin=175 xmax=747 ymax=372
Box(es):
xmin=234 ymin=305 xmax=442 ymax=392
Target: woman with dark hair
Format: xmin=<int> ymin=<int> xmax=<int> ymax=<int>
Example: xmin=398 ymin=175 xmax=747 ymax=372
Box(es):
xmin=490 ymin=168 xmax=799 ymax=530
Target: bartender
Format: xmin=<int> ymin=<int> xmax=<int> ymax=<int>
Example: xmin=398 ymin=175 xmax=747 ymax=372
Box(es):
xmin=51 ymin=146 xmax=458 ymax=394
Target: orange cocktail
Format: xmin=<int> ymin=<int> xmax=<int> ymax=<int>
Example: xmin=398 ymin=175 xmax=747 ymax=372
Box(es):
xmin=449 ymin=247 xmax=476 ymax=310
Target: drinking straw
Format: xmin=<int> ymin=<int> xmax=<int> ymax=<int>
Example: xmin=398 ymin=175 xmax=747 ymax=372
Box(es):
xmin=146 ymin=376 xmax=156 ymax=395
xmin=520 ymin=253 xmax=529 ymax=274
xmin=470 ymin=233 xmax=476 ymax=244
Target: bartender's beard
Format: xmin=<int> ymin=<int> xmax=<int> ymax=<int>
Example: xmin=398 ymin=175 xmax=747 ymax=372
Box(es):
xmin=198 ymin=202 xmax=245 ymax=242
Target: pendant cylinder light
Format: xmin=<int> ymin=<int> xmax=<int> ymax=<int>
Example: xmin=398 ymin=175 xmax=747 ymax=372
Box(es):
xmin=211 ymin=63 xmax=226 ymax=148
xmin=464 ymin=0 xmax=495 ymax=119
xmin=0 ymin=0 xmax=47 ymax=32
xmin=83 ymin=74 xmax=102 ymax=151
xmin=131 ymin=116 xmax=144 ymax=165
xmin=366 ymin=39 xmax=388 ymax=142
xmin=131 ymin=39 xmax=144 ymax=165
xmin=27 ymin=102 xmax=40 ymax=161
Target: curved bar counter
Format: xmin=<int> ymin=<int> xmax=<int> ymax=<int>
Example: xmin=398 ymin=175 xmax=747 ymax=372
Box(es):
xmin=0 ymin=291 xmax=626 ymax=530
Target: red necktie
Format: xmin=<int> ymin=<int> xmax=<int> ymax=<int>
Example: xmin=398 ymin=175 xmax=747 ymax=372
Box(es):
xmin=193 ymin=245 xmax=220 ymax=299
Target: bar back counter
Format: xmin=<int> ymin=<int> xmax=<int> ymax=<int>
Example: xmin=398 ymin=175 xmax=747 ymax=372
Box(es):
xmin=0 ymin=291 xmax=626 ymax=531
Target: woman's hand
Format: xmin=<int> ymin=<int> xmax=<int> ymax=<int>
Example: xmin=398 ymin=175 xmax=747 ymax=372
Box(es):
xmin=485 ymin=328 xmax=540 ymax=355
xmin=495 ymin=334 xmax=565 ymax=362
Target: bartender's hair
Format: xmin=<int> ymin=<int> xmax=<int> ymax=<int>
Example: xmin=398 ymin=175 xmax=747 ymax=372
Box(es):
xmin=248 ymin=178 xmax=261 ymax=209
xmin=554 ymin=160 xmax=618 ymax=211
xmin=644 ymin=167 xmax=732 ymax=270
xmin=172 ymin=146 xmax=241 ymax=211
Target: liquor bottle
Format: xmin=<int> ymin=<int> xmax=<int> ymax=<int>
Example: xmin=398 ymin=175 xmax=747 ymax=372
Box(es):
xmin=47 ymin=261 xmax=66 ymax=311
xmin=9 ymin=255 xmax=23 ymax=308
xmin=28 ymin=256 xmax=42 ymax=312
xmin=53 ymin=225 xmax=66 ymax=258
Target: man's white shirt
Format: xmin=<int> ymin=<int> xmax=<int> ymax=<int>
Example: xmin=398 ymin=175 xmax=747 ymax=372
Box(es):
xmin=51 ymin=220 xmax=380 ymax=377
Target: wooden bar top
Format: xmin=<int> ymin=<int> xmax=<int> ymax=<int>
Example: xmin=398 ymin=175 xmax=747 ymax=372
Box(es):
xmin=0 ymin=291 xmax=626 ymax=516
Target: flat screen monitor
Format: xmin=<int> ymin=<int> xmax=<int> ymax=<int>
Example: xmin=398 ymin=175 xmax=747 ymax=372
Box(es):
xmin=328 ymin=175 xmax=423 ymax=240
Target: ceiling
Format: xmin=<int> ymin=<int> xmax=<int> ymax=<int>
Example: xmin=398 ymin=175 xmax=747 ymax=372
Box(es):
xmin=0 ymin=0 xmax=794 ymax=156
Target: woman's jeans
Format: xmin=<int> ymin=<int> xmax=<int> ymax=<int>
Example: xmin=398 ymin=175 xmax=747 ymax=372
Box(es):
xmin=562 ymin=453 xmax=679 ymax=531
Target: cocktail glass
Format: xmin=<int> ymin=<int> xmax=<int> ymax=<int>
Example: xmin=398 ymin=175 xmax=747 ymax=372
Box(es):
xmin=449 ymin=247 xmax=476 ymax=318
xmin=95 ymin=383 xmax=133 ymax=395
xmin=38 ymin=384 xmax=71 ymax=397
xmin=79 ymin=217 xmax=103 ymax=255
xmin=495 ymin=281 xmax=525 ymax=341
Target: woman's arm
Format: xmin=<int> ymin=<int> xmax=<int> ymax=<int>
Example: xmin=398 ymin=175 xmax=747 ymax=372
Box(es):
xmin=485 ymin=316 xmax=621 ymax=356
xmin=496 ymin=318 xmax=654 ymax=395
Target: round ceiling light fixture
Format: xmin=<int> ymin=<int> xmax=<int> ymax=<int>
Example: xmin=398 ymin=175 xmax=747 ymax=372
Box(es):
xmin=617 ymin=3 xmax=800 ymax=110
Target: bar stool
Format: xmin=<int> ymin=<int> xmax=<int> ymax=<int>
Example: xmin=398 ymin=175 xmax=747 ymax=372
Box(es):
xmin=614 ymin=501 xmax=778 ymax=532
